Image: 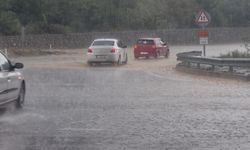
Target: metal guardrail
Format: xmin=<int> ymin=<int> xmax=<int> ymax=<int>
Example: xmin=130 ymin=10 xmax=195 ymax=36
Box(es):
xmin=177 ymin=51 xmax=250 ymax=72
xmin=176 ymin=51 xmax=202 ymax=58
xmin=0 ymin=49 xmax=8 ymax=57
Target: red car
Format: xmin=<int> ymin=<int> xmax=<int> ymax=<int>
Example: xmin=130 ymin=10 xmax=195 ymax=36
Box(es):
xmin=134 ymin=38 xmax=170 ymax=59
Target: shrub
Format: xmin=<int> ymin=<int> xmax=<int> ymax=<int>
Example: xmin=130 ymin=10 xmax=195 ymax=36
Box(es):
xmin=220 ymin=50 xmax=250 ymax=58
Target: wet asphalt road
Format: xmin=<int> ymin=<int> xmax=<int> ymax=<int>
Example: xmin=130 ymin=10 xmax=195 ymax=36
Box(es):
xmin=1 ymin=67 xmax=250 ymax=150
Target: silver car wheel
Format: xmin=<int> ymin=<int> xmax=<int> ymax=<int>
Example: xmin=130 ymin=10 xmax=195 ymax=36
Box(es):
xmin=116 ymin=55 xmax=122 ymax=65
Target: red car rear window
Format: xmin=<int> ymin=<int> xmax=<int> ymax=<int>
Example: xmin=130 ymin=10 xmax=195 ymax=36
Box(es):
xmin=137 ymin=39 xmax=155 ymax=45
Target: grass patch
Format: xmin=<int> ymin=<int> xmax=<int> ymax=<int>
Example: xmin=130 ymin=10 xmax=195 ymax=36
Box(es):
xmin=220 ymin=50 xmax=250 ymax=58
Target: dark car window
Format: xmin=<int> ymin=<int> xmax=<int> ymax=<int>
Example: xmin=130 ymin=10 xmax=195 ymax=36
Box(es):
xmin=0 ymin=53 xmax=10 ymax=71
xmin=117 ymin=40 xmax=123 ymax=48
xmin=92 ymin=41 xmax=115 ymax=46
xmin=137 ymin=39 xmax=155 ymax=45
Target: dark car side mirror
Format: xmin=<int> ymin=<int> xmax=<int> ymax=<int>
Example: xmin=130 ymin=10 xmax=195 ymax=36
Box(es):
xmin=163 ymin=42 xmax=167 ymax=46
xmin=14 ymin=63 xmax=24 ymax=69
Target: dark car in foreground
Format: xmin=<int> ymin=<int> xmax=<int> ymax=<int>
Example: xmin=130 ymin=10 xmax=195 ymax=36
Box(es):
xmin=134 ymin=38 xmax=170 ymax=59
xmin=0 ymin=51 xmax=25 ymax=108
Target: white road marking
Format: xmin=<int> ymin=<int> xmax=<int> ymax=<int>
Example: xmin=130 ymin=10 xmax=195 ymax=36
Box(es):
xmin=58 ymin=128 xmax=104 ymax=132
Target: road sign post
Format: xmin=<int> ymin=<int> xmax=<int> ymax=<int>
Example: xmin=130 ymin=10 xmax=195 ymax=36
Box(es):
xmin=196 ymin=10 xmax=211 ymax=57
xmin=198 ymin=30 xmax=209 ymax=56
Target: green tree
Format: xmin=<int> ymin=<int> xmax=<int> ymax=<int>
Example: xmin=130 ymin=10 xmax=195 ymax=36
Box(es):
xmin=0 ymin=0 xmax=20 ymax=35
xmin=0 ymin=0 xmax=249 ymax=35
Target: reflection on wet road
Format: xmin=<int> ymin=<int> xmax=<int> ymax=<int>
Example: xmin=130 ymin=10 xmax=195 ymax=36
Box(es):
xmin=1 ymin=67 xmax=250 ymax=150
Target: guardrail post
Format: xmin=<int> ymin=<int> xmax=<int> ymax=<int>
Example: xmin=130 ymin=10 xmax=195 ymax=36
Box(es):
xmin=197 ymin=63 xmax=200 ymax=69
xmin=229 ymin=66 xmax=233 ymax=72
xmin=211 ymin=65 xmax=215 ymax=71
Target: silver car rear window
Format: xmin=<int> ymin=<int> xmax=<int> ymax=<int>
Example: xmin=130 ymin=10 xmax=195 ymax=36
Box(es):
xmin=92 ymin=41 xmax=115 ymax=46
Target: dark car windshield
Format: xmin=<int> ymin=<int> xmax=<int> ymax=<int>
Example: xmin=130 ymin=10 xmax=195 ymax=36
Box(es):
xmin=137 ymin=39 xmax=155 ymax=45
xmin=92 ymin=41 xmax=115 ymax=46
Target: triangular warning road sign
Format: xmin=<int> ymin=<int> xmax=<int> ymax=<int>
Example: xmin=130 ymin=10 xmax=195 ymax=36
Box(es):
xmin=198 ymin=12 xmax=209 ymax=23
xmin=196 ymin=10 xmax=211 ymax=26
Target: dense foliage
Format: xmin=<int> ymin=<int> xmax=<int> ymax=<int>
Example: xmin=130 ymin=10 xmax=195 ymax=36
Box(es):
xmin=0 ymin=0 xmax=249 ymax=35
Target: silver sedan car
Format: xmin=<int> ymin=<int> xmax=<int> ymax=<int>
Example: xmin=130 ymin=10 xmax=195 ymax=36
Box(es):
xmin=87 ymin=39 xmax=128 ymax=65
xmin=0 ymin=51 xmax=25 ymax=108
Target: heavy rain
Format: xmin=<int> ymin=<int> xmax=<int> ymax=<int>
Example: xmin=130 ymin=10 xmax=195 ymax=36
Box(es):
xmin=0 ymin=0 xmax=250 ymax=150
